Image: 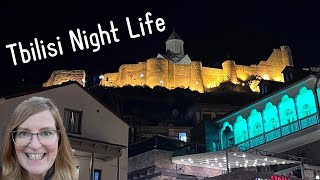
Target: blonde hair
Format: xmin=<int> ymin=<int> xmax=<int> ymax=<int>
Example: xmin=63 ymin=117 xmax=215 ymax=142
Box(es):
xmin=1 ymin=96 xmax=78 ymax=180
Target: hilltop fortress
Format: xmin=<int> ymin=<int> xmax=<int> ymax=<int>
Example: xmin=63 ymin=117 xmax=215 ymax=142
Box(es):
xmin=44 ymin=31 xmax=293 ymax=93
xmin=99 ymin=31 xmax=293 ymax=93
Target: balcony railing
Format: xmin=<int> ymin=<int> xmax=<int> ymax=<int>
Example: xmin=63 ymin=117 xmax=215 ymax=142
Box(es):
xmin=173 ymin=143 xmax=209 ymax=157
xmin=237 ymin=113 xmax=319 ymax=151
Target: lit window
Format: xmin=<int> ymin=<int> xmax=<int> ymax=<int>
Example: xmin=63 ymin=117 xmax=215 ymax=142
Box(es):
xmin=179 ymin=133 xmax=187 ymax=142
xmin=94 ymin=169 xmax=102 ymax=180
xmin=202 ymin=113 xmax=211 ymax=120
xmin=64 ymin=109 xmax=82 ymax=134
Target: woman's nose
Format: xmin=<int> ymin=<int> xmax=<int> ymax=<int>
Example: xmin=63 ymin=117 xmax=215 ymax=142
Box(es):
xmin=27 ymin=134 xmax=42 ymax=149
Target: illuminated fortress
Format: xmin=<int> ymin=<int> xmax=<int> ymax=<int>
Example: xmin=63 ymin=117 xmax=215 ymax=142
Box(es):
xmin=100 ymin=31 xmax=293 ymax=93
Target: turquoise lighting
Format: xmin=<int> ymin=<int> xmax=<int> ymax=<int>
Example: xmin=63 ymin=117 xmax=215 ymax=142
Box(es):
xmin=234 ymin=115 xmax=249 ymax=144
xmin=295 ymin=87 xmax=317 ymax=119
xmin=220 ymin=122 xmax=234 ymax=150
xmin=248 ymin=109 xmax=263 ymax=138
xmin=317 ymin=87 xmax=320 ymax=106
xmin=278 ymin=95 xmax=297 ymax=126
xmin=262 ymin=102 xmax=280 ymax=132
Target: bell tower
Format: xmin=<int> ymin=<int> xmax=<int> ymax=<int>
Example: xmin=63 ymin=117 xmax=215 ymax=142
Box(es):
xmin=165 ymin=30 xmax=184 ymax=62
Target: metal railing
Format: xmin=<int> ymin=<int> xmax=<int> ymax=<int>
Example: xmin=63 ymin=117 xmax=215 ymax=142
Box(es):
xmin=237 ymin=113 xmax=319 ymax=151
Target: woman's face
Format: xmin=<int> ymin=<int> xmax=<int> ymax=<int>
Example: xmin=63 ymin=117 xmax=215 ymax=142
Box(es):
xmin=14 ymin=110 xmax=59 ymax=177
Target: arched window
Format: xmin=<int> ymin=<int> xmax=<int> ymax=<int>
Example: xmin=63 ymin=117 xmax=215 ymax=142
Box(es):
xmin=295 ymin=87 xmax=317 ymax=119
xmin=248 ymin=109 xmax=263 ymax=138
xmin=234 ymin=116 xmax=248 ymax=144
xmin=262 ymin=102 xmax=280 ymax=132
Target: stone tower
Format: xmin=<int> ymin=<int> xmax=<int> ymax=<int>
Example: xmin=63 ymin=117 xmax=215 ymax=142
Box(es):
xmin=280 ymin=45 xmax=294 ymax=67
xmin=165 ymin=30 xmax=185 ymax=62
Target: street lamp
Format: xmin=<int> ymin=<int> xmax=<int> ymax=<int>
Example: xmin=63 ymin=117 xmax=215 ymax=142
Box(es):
xmin=140 ymin=73 xmax=144 ymax=86
xmin=160 ymin=80 xmax=163 ymax=86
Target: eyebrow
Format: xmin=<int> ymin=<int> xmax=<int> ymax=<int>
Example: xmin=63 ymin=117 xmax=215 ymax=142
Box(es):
xmin=16 ymin=127 xmax=57 ymax=131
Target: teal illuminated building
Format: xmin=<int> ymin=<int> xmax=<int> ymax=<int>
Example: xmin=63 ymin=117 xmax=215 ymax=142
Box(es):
xmin=173 ymin=74 xmax=320 ymax=175
xmin=215 ymin=75 xmax=320 ymax=152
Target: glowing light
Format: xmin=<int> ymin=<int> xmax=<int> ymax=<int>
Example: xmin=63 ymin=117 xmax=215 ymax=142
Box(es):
xmin=262 ymin=74 xmax=269 ymax=80
xmin=99 ymin=75 xmax=104 ymax=79
xmin=316 ymin=175 xmax=319 ymax=179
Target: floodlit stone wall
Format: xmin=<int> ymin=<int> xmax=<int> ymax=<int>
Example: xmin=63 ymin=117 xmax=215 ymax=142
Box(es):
xmin=43 ymin=70 xmax=86 ymax=87
xmin=44 ymin=46 xmax=292 ymax=93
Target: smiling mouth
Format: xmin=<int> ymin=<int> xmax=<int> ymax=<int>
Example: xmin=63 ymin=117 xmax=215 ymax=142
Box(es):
xmin=26 ymin=153 xmax=46 ymax=160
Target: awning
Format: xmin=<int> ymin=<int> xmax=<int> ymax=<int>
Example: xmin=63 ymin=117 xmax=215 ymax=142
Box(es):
xmin=172 ymin=149 xmax=300 ymax=170
xmin=68 ymin=134 xmax=126 ymax=161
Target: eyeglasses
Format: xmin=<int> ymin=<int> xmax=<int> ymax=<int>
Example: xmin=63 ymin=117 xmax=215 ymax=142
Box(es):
xmin=11 ymin=130 xmax=60 ymax=146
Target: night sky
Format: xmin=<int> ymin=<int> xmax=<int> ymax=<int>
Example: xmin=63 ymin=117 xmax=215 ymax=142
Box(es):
xmin=0 ymin=0 xmax=319 ymax=95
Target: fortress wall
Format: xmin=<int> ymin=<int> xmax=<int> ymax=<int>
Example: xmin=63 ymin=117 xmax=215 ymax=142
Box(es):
xmin=43 ymin=70 xmax=86 ymax=87
xmin=222 ymin=60 xmax=237 ymax=83
xmin=101 ymin=73 xmax=119 ymax=87
xmin=168 ymin=62 xmax=175 ymax=89
xmin=235 ymin=65 xmax=255 ymax=81
xmin=202 ymin=67 xmax=224 ymax=89
xmin=280 ymin=46 xmax=294 ymax=67
xmin=146 ymin=58 xmax=168 ymax=88
xmin=174 ymin=64 xmax=191 ymax=88
xmin=255 ymin=49 xmax=286 ymax=81
xmin=119 ymin=63 xmax=146 ymax=86
xmin=190 ymin=61 xmax=204 ymax=92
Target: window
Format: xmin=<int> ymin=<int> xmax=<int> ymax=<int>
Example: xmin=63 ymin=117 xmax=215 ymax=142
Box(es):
xmin=178 ymin=133 xmax=187 ymax=142
xmin=64 ymin=109 xmax=82 ymax=134
xmin=94 ymin=169 xmax=102 ymax=180
xmin=261 ymin=86 xmax=265 ymax=94
xmin=202 ymin=113 xmax=211 ymax=120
